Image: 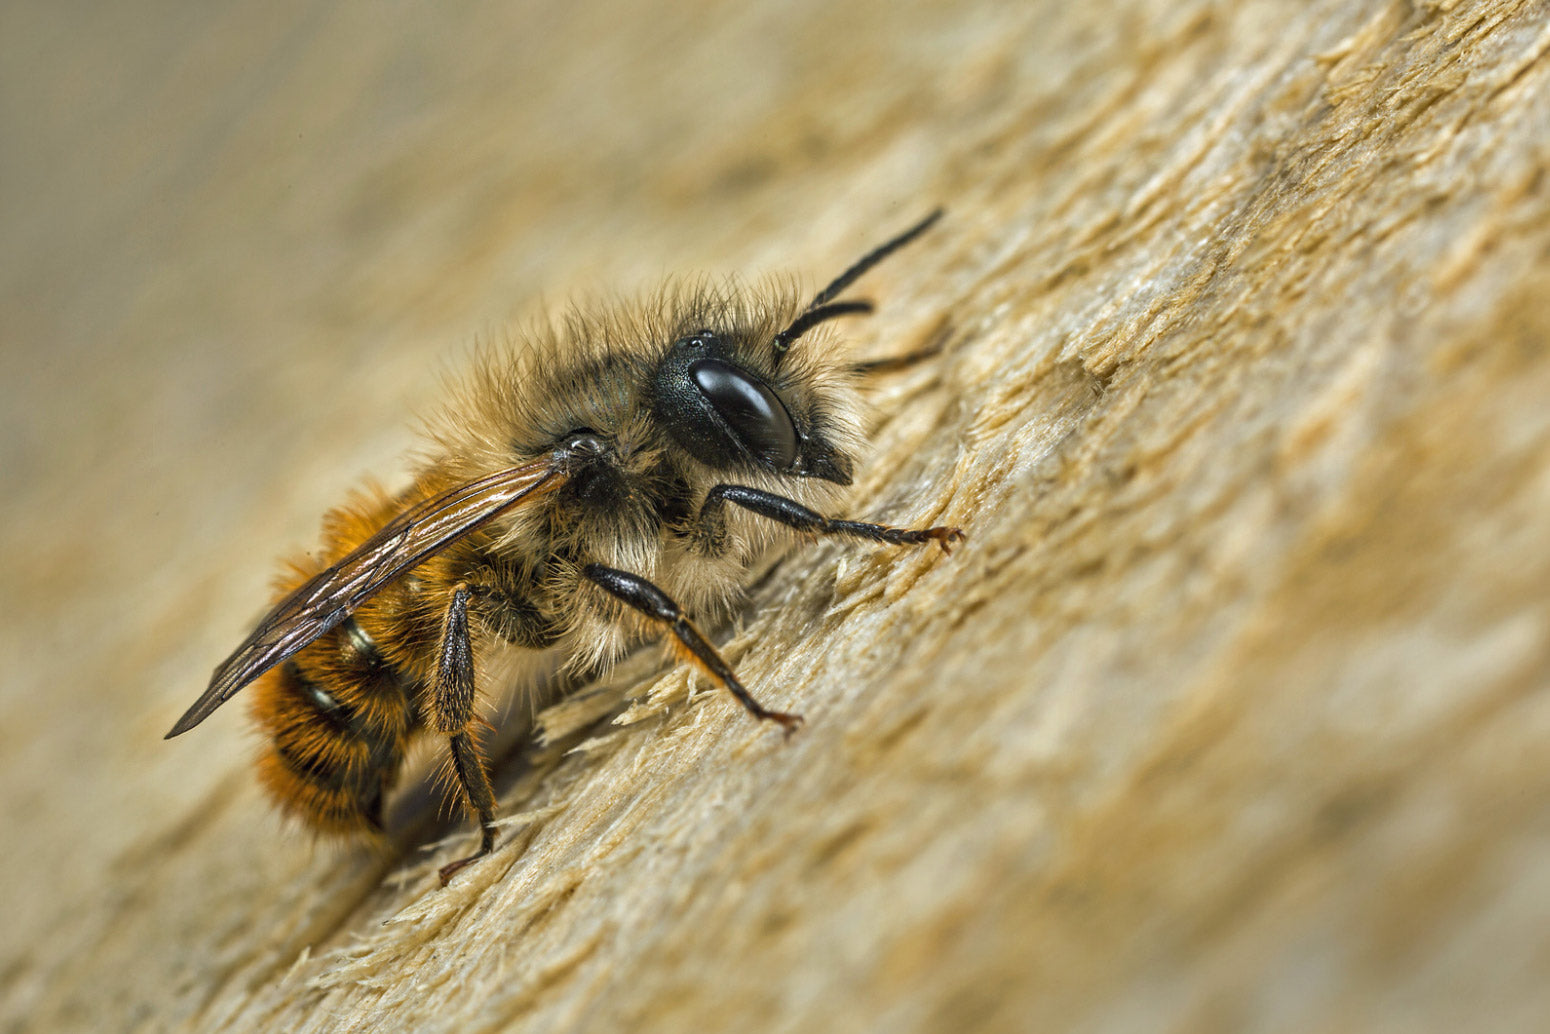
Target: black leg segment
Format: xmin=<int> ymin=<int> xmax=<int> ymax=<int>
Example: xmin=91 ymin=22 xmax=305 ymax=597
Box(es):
xmin=431 ymin=584 xmax=476 ymax=734
xmin=430 ymin=583 xmax=500 ymax=885
xmin=702 ymin=485 xmax=964 ymax=552
xmin=583 ymin=564 xmax=803 ymax=734
xmin=438 ymin=730 xmax=499 ymax=885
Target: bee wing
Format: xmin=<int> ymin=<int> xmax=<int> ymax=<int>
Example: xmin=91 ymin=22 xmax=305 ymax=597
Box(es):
xmin=166 ymin=459 xmax=565 ymax=738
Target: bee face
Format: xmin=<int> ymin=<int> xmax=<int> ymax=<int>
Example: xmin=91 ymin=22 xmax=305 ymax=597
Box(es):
xmin=651 ymin=330 xmax=854 ymax=485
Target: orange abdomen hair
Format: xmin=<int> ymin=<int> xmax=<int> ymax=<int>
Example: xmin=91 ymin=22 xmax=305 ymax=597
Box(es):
xmin=248 ymin=485 xmax=442 ymax=834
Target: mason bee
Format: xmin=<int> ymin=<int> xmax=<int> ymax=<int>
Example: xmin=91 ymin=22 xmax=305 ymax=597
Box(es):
xmin=167 ymin=210 xmax=960 ymax=883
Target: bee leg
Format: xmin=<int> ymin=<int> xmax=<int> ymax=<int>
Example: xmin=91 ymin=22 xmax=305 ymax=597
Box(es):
xmin=699 ymin=485 xmax=964 ymax=553
xmin=430 ymin=583 xmax=500 ymax=885
xmin=583 ymin=564 xmax=804 ymax=735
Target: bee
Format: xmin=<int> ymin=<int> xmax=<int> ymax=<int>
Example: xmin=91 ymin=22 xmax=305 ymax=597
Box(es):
xmin=167 ymin=210 xmax=961 ymax=883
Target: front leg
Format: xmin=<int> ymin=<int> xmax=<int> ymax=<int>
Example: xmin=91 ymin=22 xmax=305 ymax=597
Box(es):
xmin=697 ymin=484 xmax=963 ymax=553
xmin=428 ymin=582 xmax=500 ymax=885
xmin=583 ymin=564 xmax=803 ymax=735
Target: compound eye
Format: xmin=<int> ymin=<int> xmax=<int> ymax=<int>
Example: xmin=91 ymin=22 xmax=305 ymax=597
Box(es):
xmin=689 ymin=359 xmax=798 ymax=470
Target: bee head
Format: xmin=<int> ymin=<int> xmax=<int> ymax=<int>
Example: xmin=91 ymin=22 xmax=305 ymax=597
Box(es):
xmin=648 ymin=209 xmax=942 ymax=488
xmin=651 ymin=330 xmax=853 ymax=485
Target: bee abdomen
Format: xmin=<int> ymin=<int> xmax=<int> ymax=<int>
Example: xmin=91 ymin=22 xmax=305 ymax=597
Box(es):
xmin=251 ymin=633 xmax=416 ymax=834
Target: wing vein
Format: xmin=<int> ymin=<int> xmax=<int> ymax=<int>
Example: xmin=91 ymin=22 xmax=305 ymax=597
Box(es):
xmin=166 ymin=461 xmax=565 ymax=737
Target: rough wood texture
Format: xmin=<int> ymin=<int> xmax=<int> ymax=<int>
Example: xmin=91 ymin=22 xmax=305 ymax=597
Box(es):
xmin=4 ymin=0 xmax=1549 ymax=1031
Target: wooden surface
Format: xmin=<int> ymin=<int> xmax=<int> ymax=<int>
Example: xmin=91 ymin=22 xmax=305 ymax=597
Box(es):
xmin=4 ymin=0 xmax=1550 ymax=1031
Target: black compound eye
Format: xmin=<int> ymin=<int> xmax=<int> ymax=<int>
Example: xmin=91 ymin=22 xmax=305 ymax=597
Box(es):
xmin=689 ymin=358 xmax=798 ymax=470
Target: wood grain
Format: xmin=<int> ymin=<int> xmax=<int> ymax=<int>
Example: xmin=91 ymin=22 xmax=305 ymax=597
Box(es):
xmin=3 ymin=1 xmax=1548 ymax=1031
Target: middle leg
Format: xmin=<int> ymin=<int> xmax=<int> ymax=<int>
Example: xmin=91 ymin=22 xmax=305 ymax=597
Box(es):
xmin=583 ymin=564 xmax=803 ymax=734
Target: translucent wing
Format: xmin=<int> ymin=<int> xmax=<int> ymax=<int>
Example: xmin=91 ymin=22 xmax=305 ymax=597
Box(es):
xmin=167 ymin=460 xmax=565 ymax=737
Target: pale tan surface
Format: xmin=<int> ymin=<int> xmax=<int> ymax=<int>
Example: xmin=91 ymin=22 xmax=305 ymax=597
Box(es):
xmin=4 ymin=1 xmax=1550 ymax=1031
